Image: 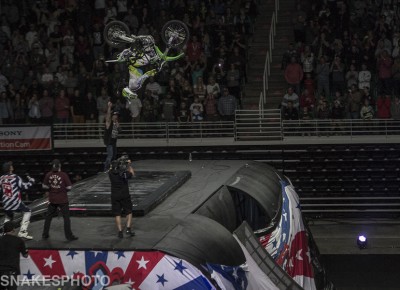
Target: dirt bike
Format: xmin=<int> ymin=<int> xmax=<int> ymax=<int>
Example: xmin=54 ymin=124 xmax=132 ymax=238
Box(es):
xmin=103 ymin=20 xmax=189 ymax=101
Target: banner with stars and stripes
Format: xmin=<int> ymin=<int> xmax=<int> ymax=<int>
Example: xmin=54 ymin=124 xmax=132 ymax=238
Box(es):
xmin=20 ymin=250 xmax=216 ymax=290
xmin=259 ymin=181 xmax=316 ymax=290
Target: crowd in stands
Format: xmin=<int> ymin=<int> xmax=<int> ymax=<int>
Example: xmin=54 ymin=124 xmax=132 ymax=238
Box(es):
xmin=0 ymin=0 xmax=258 ymax=125
xmin=280 ymin=0 xmax=400 ymax=124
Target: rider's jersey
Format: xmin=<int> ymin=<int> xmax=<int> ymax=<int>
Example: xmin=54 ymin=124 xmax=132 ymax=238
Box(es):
xmin=0 ymin=174 xmax=32 ymax=211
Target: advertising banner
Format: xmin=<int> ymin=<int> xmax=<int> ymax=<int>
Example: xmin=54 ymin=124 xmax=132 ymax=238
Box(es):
xmin=0 ymin=126 xmax=53 ymax=151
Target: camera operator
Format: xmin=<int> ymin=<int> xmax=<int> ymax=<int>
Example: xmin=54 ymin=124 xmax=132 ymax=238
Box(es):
xmin=0 ymin=222 xmax=29 ymax=290
xmin=108 ymin=156 xmax=135 ymax=238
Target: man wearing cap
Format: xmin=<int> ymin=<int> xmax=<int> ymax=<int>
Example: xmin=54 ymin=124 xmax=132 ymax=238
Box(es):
xmin=103 ymin=101 xmax=121 ymax=172
xmin=0 ymin=222 xmax=29 ymax=290
xmin=0 ymin=162 xmax=35 ymax=240
xmin=42 ymin=159 xmax=78 ymax=241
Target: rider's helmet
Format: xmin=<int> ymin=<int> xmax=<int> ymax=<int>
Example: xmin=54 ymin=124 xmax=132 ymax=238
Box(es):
xmin=140 ymin=35 xmax=155 ymax=47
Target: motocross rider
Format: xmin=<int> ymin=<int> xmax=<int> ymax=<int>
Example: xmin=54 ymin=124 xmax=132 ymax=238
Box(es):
xmin=118 ymin=35 xmax=184 ymax=100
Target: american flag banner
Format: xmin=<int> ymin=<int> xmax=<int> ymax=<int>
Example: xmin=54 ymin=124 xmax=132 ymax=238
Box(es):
xmin=259 ymin=181 xmax=316 ymax=290
xmin=20 ymin=250 xmax=216 ymax=290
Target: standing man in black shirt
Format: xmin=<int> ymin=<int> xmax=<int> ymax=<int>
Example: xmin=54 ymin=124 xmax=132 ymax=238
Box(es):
xmin=108 ymin=156 xmax=135 ymax=238
xmin=103 ymin=101 xmax=121 ymax=172
xmin=0 ymin=222 xmax=29 ymax=290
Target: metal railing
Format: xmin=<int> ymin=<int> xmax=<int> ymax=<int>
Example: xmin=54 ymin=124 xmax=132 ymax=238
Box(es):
xmin=261 ymin=0 xmax=279 ymax=106
xmin=52 ymin=117 xmax=400 ymax=143
xmin=282 ymin=119 xmax=400 ymax=137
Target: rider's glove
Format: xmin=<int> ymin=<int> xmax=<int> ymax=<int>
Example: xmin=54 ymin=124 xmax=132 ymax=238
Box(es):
xmin=27 ymin=176 xmax=35 ymax=184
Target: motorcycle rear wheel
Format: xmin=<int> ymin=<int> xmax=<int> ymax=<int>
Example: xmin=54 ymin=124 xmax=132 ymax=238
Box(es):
xmin=104 ymin=20 xmax=131 ymax=48
xmin=161 ymin=20 xmax=190 ymax=49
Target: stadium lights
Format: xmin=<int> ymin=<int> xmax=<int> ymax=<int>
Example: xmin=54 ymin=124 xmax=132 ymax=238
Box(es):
xmin=357 ymin=235 xmax=368 ymax=249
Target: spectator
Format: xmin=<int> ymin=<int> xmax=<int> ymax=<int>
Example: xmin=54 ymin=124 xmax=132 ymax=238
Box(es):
xmin=64 ymin=70 xmax=79 ymax=96
xmin=126 ymin=97 xmax=142 ymax=122
xmin=281 ymin=87 xmax=300 ymax=109
xmin=123 ymin=9 xmax=139 ymax=34
xmin=226 ymin=63 xmax=241 ymax=99
xmin=177 ymin=102 xmax=190 ymax=123
xmin=145 ymin=76 xmax=162 ymax=101
xmin=282 ymin=100 xmax=299 ymax=120
xmin=55 ymin=89 xmax=70 ymax=123
xmin=316 ymin=56 xmax=330 ymax=99
xmin=83 ymin=92 xmax=98 ymax=124
xmin=391 ymin=96 xmax=400 ymax=120
xmin=191 ymin=61 xmax=207 ymax=84
xmin=345 ymin=64 xmax=359 ymax=89
xmin=360 ymin=98 xmax=374 ymax=120
xmin=299 ymin=89 xmax=315 ymax=112
xmin=12 ymin=92 xmax=27 ymax=124
xmin=284 ymin=56 xmax=303 ymax=94
xmin=303 ymin=73 xmax=315 ymax=97
xmin=40 ymin=66 xmax=54 ymax=87
xmin=0 ymin=69 xmax=9 ymax=93
xmin=97 ymin=87 xmax=110 ymax=124
xmin=206 ymin=76 xmax=221 ymax=99
xmin=0 ymin=92 xmax=12 ymax=124
xmin=316 ymin=100 xmax=331 ymax=135
xmin=193 ymin=76 xmax=207 ymax=103
xmin=38 ymin=89 xmax=54 ymax=124
xmin=376 ymin=94 xmax=391 ymax=119
xmin=301 ymin=46 xmax=315 ymax=74
xmin=376 ymin=50 xmax=393 ymax=95
xmin=361 ymin=87 xmax=375 ymax=109
xmin=204 ymin=93 xmax=219 ymax=121
xmin=160 ymin=93 xmax=177 ymax=122
xmin=218 ymin=88 xmax=236 ymax=121
xmin=281 ymin=43 xmax=298 ymax=70
xmin=141 ymin=90 xmax=156 ymax=122
xmin=300 ymin=106 xmax=313 ymax=136
xmin=330 ymin=56 xmax=345 ymax=99
xmin=392 ymin=57 xmax=400 ymax=96
xmin=331 ymin=99 xmax=345 ymax=119
xmin=186 ymin=35 xmax=203 ymax=63
xmin=292 ymin=3 xmax=307 ymax=43
xmin=348 ymin=85 xmax=362 ymax=119
xmin=70 ymin=89 xmax=85 ymax=123
xmin=190 ymin=96 xmax=204 ymax=122
xmin=358 ymin=63 xmax=372 ymax=90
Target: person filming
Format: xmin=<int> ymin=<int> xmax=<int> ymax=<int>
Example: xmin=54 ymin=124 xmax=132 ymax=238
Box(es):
xmin=0 ymin=221 xmax=29 ymax=290
xmin=108 ymin=155 xmax=135 ymax=238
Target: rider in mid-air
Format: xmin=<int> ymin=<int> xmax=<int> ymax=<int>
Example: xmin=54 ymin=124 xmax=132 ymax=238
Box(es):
xmin=115 ymin=35 xmax=184 ymax=100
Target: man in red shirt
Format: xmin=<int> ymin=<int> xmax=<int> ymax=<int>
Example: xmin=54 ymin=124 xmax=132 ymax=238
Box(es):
xmin=42 ymin=159 xmax=78 ymax=241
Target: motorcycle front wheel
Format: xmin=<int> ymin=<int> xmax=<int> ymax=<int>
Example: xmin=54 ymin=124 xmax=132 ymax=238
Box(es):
xmin=103 ymin=20 xmax=131 ymax=48
xmin=161 ymin=20 xmax=190 ymax=49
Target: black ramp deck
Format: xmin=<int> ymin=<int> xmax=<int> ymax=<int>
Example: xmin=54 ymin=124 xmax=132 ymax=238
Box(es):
xmin=24 ymin=160 xmax=250 ymax=267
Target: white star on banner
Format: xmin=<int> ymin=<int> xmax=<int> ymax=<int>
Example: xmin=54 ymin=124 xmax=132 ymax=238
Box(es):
xmin=136 ymin=256 xmax=149 ymax=269
xmin=91 ymin=251 xmax=103 ymax=257
xmin=296 ymin=249 xmax=303 ymax=261
xmin=44 ymin=255 xmax=56 ymax=268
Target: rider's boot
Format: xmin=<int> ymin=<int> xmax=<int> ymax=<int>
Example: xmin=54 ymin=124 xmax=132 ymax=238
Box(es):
xmin=122 ymin=88 xmax=138 ymax=101
xmin=145 ymin=69 xmax=157 ymax=77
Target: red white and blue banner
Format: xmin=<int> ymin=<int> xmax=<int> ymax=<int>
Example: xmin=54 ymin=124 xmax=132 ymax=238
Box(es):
xmin=20 ymin=250 xmax=215 ymax=290
xmin=259 ymin=181 xmax=316 ymax=290
xmin=206 ymin=236 xmax=279 ymax=290
xmin=0 ymin=126 xmax=52 ymax=151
